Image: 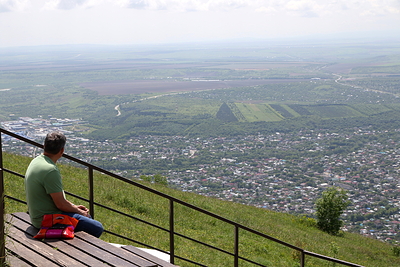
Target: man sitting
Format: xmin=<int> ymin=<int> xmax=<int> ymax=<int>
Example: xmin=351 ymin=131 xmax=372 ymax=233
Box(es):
xmin=25 ymin=132 xmax=103 ymax=238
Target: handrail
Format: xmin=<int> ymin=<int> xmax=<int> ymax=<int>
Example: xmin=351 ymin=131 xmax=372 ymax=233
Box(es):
xmin=0 ymin=128 xmax=5 ymax=267
xmin=0 ymin=128 xmax=364 ymax=267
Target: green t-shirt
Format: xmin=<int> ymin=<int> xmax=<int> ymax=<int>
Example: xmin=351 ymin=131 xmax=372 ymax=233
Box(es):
xmin=25 ymin=154 xmax=63 ymax=228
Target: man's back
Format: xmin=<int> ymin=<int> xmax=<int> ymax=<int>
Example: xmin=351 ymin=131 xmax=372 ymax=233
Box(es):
xmin=25 ymin=154 xmax=63 ymax=228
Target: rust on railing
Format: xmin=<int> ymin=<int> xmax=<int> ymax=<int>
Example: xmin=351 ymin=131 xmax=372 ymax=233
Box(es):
xmin=0 ymin=128 xmax=364 ymax=267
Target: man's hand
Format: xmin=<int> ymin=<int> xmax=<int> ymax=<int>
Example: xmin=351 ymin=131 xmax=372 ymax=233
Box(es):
xmin=75 ymin=205 xmax=90 ymax=217
xmin=75 ymin=205 xmax=88 ymax=211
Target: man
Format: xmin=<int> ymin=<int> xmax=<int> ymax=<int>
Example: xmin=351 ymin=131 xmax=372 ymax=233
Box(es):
xmin=25 ymin=132 xmax=103 ymax=238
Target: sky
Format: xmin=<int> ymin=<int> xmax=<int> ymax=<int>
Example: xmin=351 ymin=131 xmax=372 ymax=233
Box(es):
xmin=0 ymin=0 xmax=400 ymax=47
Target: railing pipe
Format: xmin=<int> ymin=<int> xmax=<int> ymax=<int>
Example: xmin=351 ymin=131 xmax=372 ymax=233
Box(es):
xmin=234 ymin=225 xmax=239 ymax=267
xmin=0 ymin=132 xmax=5 ymax=266
xmin=169 ymin=199 xmax=175 ymax=264
xmin=300 ymin=250 xmax=305 ymax=267
xmin=1 ymin=168 xmax=24 ymax=179
xmin=304 ymin=250 xmax=364 ymax=267
xmin=88 ymin=166 xmax=95 ymax=218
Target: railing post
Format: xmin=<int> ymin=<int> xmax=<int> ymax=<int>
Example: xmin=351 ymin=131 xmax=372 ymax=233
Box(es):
xmin=88 ymin=167 xmax=95 ymax=219
xmin=0 ymin=132 xmax=5 ymax=266
xmin=234 ymin=225 xmax=239 ymax=267
xmin=169 ymin=199 xmax=175 ymax=264
xmin=300 ymin=250 xmax=305 ymax=267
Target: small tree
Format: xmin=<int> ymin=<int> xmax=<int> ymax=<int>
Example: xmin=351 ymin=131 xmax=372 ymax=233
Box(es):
xmin=153 ymin=173 xmax=168 ymax=186
xmin=315 ymin=187 xmax=350 ymax=235
xmin=140 ymin=175 xmax=151 ymax=182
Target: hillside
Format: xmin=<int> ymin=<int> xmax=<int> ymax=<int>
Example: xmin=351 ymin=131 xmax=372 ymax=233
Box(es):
xmin=3 ymin=152 xmax=400 ymax=266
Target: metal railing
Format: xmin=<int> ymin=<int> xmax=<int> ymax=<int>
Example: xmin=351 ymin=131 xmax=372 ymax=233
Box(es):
xmin=0 ymin=128 xmax=364 ymax=267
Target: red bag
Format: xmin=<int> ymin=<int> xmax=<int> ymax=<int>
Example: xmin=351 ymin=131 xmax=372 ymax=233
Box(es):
xmin=34 ymin=214 xmax=79 ymax=239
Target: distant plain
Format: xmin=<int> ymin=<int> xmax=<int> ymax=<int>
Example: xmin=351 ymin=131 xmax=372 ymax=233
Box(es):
xmin=1 ymin=40 xmax=400 ymax=138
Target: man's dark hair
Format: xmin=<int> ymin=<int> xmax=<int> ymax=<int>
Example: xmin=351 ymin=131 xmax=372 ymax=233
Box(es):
xmin=44 ymin=132 xmax=66 ymax=155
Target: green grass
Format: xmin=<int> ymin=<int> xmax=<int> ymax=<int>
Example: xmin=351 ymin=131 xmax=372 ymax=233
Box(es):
xmin=280 ymin=104 xmax=301 ymax=117
xmin=234 ymin=103 xmax=283 ymax=122
xmin=233 ymin=102 xmax=389 ymax=122
xmin=3 ymin=152 xmax=400 ymax=266
xmin=352 ymin=104 xmax=393 ymax=115
xmin=304 ymin=105 xmax=363 ymax=118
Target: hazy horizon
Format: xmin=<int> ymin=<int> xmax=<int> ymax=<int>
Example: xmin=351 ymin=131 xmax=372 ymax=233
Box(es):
xmin=1 ymin=0 xmax=400 ymax=48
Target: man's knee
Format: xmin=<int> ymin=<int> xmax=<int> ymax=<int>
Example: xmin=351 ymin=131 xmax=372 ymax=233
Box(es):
xmin=61 ymin=212 xmax=104 ymax=237
xmin=72 ymin=214 xmax=104 ymax=238
xmin=92 ymin=220 xmax=104 ymax=238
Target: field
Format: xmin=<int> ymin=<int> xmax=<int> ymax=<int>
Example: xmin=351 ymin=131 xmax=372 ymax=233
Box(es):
xmin=351 ymin=104 xmax=394 ymax=115
xmin=234 ymin=103 xmax=283 ymax=122
xmin=304 ymin=105 xmax=363 ymax=118
xmin=225 ymin=103 xmax=399 ymax=122
xmin=269 ymin=104 xmax=295 ymax=118
xmin=80 ymin=79 xmax=309 ymax=95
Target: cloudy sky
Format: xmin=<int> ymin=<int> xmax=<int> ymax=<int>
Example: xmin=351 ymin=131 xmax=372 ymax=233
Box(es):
xmin=1 ymin=0 xmax=399 ymax=47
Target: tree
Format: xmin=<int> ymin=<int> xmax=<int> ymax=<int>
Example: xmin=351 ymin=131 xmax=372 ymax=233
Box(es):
xmin=140 ymin=175 xmax=152 ymax=182
xmin=315 ymin=187 xmax=350 ymax=235
xmin=154 ymin=173 xmax=168 ymax=186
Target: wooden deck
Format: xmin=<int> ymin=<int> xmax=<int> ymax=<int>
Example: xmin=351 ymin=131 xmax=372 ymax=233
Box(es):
xmin=5 ymin=212 xmax=177 ymax=267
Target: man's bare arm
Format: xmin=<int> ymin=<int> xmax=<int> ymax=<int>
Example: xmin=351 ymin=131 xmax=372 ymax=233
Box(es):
xmin=50 ymin=191 xmax=89 ymax=217
xmin=65 ymin=199 xmax=88 ymax=212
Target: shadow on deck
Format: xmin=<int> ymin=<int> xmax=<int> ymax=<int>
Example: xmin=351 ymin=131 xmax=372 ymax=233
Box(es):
xmin=5 ymin=212 xmax=177 ymax=267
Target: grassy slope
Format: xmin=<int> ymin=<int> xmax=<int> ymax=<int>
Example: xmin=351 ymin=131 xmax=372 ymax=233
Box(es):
xmin=3 ymin=152 xmax=400 ymax=267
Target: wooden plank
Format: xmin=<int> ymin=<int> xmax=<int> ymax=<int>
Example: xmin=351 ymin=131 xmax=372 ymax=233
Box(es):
xmin=7 ymin=224 xmax=85 ymax=266
xmin=10 ymin=212 xmax=33 ymax=224
xmin=122 ymin=245 xmax=177 ymax=267
xmin=7 ymin=213 xmax=105 ymax=266
xmin=62 ymin=234 xmax=142 ymax=267
xmin=6 ymin=254 xmax=33 ymax=267
xmin=5 ymin=237 xmax=60 ymax=267
xmin=75 ymin=232 xmax=157 ymax=267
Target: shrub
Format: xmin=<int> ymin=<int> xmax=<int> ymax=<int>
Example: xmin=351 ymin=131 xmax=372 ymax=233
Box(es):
xmin=392 ymin=246 xmax=400 ymax=257
xmin=315 ymin=187 xmax=350 ymax=236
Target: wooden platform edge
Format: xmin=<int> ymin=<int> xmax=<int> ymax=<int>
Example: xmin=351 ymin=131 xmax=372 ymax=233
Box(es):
xmin=122 ymin=246 xmax=177 ymax=267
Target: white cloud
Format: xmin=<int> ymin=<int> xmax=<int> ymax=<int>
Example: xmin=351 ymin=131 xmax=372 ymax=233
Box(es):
xmin=0 ymin=0 xmax=30 ymax=12
xmin=360 ymin=0 xmax=400 ymax=16
xmin=255 ymin=0 xmax=400 ymax=17
xmin=43 ymin=0 xmax=101 ymax=10
xmin=4 ymin=0 xmax=400 ymax=17
xmin=114 ymin=0 xmax=248 ymax=12
xmin=284 ymin=0 xmax=322 ymax=17
xmin=255 ymin=5 xmax=277 ymax=14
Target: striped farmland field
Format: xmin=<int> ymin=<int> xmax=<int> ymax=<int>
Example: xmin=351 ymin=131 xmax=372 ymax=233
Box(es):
xmin=305 ymin=104 xmax=363 ymax=118
xmin=234 ymin=103 xmax=283 ymax=122
xmin=269 ymin=104 xmax=295 ymax=118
